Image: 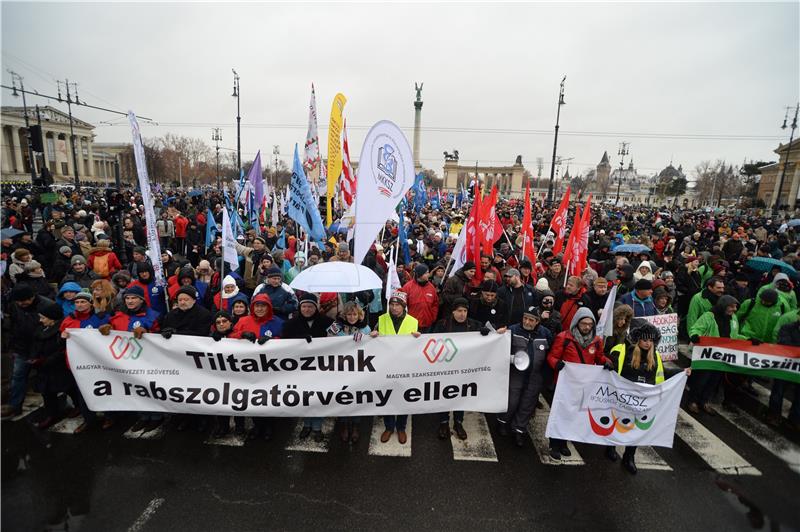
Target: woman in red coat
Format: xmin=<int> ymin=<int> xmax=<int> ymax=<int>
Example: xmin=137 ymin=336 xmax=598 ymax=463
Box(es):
xmin=546 ymin=306 xmax=612 ymax=460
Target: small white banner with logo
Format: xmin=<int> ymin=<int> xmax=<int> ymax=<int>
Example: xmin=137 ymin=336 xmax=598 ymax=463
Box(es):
xmin=66 ymin=330 xmax=510 ymax=417
xmin=641 ymin=313 xmax=679 ymax=362
xmin=545 ymin=363 xmax=686 ymax=447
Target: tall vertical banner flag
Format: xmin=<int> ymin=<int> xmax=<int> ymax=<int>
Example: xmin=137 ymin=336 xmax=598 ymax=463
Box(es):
xmin=288 ymin=144 xmax=327 ymax=242
xmin=570 ymin=194 xmax=592 ymax=276
xmin=128 ymin=112 xmax=165 ymax=286
xmin=304 ymin=84 xmax=320 ymax=179
xmin=353 ymin=121 xmax=415 ymax=266
xmin=465 ymin=183 xmax=483 ymax=279
xmin=247 ymin=151 xmax=264 ymax=211
xmin=397 ymin=207 xmax=411 ymax=264
xmin=545 ymin=363 xmax=687 ymax=447
xmin=448 ymin=224 xmax=468 ymax=278
xmin=205 ymin=208 xmax=218 ymax=250
xmin=341 ymin=120 xmax=356 ymax=209
xmin=271 ymin=193 xmax=279 ymax=228
xmin=221 ymin=208 xmax=239 ymax=271
xmin=520 ymin=181 xmax=537 ymax=268
xmin=326 ymin=93 xmax=347 ymax=225
xmin=480 ymin=185 xmax=502 ymax=255
xmin=562 ymin=204 xmax=582 ymax=270
xmin=551 ymin=186 xmax=571 ymax=255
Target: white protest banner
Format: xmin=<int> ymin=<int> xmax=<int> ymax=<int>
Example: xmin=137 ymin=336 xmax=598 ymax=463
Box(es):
xmin=67 ymin=330 xmax=511 ymax=417
xmin=641 ymin=313 xmax=678 ymax=361
xmin=545 ymin=363 xmax=686 ymax=447
xmin=691 ymin=337 xmax=800 ymax=384
xmin=353 ymin=120 xmax=415 ymax=266
xmin=128 ymin=111 xmax=165 ymax=286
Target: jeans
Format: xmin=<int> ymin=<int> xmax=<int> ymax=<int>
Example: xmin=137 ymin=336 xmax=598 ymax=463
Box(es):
xmin=687 ymin=370 xmax=722 ymax=406
xmin=302 ymin=417 xmax=322 ymax=431
xmin=9 ymin=354 xmax=31 ymax=409
xmin=384 ymin=415 xmax=408 ymax=431
xmin=439 ymin=411 xmax=464 ymax=424
xmin=549 ymin=437 xmax=568 ymax=450
xmin=769 ymin=380 xmax=800 ymax=422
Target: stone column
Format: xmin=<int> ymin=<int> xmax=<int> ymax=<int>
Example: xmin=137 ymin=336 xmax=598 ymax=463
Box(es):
xmin=413 ymin=83 xmax=423 ymax=172
xmin=86 ymin=137 xmax=95 ymax=178
xmin=65 ymin=136 xmax=74 ymax=177
xmin=11 ymin=128 xmax=25 ymax=173
xmin=1 ymin=127 xmax=11 ymax=173
xmin=76 ymin=136 xmax=86 ymax=177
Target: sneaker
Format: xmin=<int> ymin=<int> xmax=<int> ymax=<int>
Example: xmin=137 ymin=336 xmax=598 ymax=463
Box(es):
xmin=453 ymin=422 xmax=468 ymax=440
xmin=687 ymin=402 xmax=701 ymax=414
xmin=299 ymin=426 xmax=312 ymax=439
xmin=560 ymin=445 xmax=571 ymax=457
xmin=312 ymin=430 xmax=324 ymax=443
xmin=438 ymin=423 xmax=450 ymax=440
xmin=549 ymin=447 xmax=561 ymax=460
xmin=130 ymin=419 xmax=147 ymax=432
xmin=496 ymin=419 xmax=509 ymax=436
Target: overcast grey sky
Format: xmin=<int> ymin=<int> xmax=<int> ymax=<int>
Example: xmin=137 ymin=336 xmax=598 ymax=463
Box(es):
xmin=2 ymin=1 xmax=798 ymax=180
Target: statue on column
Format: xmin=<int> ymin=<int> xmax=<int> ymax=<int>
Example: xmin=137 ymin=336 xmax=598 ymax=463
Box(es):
xmin=414 ymin=82 xmax=423 ymax=102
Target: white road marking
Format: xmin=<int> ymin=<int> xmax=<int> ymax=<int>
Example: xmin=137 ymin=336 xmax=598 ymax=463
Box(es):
xmin=675 ymin=410 xmax=761 ymax=476
xmin=614 ymin=446 xmax=673 ymax=471
xmin=124 ymin=421 xmax=168 ymax=440
xmin=750 ymin=381 xmax=791 ymax=418
xmin=10 ymin=394 xmax=43 ymax=421
xmin=49 ymin=417 xmax=84 ymax=434
xmin=528 ymin=404 xmax=584 ymax=466
xmin=450 ymin=412 xmax=498 ymax=462
xmin=204 ymin=417 xmax=252 ymax=447
xmin=284 ymin=418 xmax=335 ymax=453
xmin=128 ymin=497 xmax=165 ymax=532
xmin=368 ymin=416 xmax=412 ymax=457
xmin=716 ymin=406 xmax=800 ymax=474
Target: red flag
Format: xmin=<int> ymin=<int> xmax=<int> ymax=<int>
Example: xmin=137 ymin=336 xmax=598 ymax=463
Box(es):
xmin=465 ymin=182 xmax=483 ymax=278
xmin=551 ymin=186 xmax=571 ymax=255
xmin=479 ymin=185 xmax=503 ymax=255
xmin=571 ymin=194 xmax=592 ymax=276
xmin=341 ymin=120 xmax=356 ymax=209
xmin=561 ymin=204 xmax=582 ymax=270
xmin=521 ymin=181 xmax=537 ymax=281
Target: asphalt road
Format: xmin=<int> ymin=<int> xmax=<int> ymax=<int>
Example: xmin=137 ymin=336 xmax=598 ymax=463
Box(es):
xmin=2 ymin=384 xmax=799 ymax=532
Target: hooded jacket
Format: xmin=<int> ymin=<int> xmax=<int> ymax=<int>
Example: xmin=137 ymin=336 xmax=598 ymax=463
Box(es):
xmin=616 ymin=264 xmax=636 ymax=296
xmin=401 ymin=278 xmax=440 ymax=329
xmin=55 ymin=282 xmax=83 ymax=317
xmin=689 ymin=295 xmax=743 ymax=339
xmin=254 ymin=281 xmax=298 ymax=320
xmin=737 ymin=294 xmax=787 ymax=342
xmin=231 ymin=294 xmax=285 ymax=339
xmin=547 ymin=307 xmax=609 ymax=381
xmin=687 ymin=287 xmax=720 ymax=331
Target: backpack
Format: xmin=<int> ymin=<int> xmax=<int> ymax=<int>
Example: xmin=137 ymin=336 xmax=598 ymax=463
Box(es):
xmin=93 ymin=253 xmax=110 ymax=278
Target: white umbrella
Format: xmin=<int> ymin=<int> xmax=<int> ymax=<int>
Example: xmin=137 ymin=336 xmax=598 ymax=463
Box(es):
xmin=289 ymin=262 xmax=383 ymax=293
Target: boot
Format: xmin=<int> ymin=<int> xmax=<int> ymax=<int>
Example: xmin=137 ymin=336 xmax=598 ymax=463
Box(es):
xmin=513 ymin=431 xmax=525 ymax=447
xmin=453 ymin=422 xmax=468 ymax=440
xmin=350 ymin=425 xmax=360 ymax=444
xmin=622 ymin=454 xmax=638 ymax=475
xmin=605 ymin=447 xmax=620 ymax=462
xmin=496 ymin=419 xmax=509 ymax=436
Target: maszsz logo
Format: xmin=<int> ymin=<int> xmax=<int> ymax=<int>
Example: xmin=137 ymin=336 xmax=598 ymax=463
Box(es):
xmin=423 ymin=338 xmax=458 ymax=364
xmin=109 ymin=335 xmax=143 ymax=361
xmin=587 ymin=409 xmax=656 ymax=436
xmin=376 ymin=144 xmax=397 ymax=197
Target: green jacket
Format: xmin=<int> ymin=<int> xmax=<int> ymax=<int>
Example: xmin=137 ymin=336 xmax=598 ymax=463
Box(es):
xmin=737 ymin=298 xmax=788 ymax=343
xmin=772 ymin=310 xmax=800 ymax=343
xmin=756 ymin=284 xmax=798 ymax=312
xmin=689 ymin=311 xmax=744 ymax=340
xmin=687 ymin=291 xmax=715 ymax=331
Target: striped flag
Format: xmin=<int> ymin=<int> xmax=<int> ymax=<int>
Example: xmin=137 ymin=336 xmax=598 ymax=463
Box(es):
xmin=341 ymin=120 xmax=356 ymax=209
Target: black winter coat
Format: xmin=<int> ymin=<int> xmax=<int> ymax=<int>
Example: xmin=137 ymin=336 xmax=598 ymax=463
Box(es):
xmin=32 ymin=319 xmax=74 ymax=394
xmin=7 ymin=296 xmax=53 ymax=357
xmin=282 ymin=311 xmax=334 ymax=339
xmin=160 ymin=303 xmax=213 ymax=336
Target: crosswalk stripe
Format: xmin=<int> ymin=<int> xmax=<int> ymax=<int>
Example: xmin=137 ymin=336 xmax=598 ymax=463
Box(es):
xmin=49 ymin=417 xmax=84 ymax=434
xmin=750 ymin=381 xmax=791 ymax=418
xmin=204 ymin=418 xmax=253 ymax=447
xmin=528 ymin=404 xmax=585 ymax=466
xmin=614 ymin=445 xmax=673 ymax=471
xmin=450 ymin=412 xmax=498 ymax=462
xmin=368 ymin=417 xmax=412 ymax=457
xmin=124 ymin=419 xmax=169 ymax=440
xmin=10 ymin=394 xmax=43 ymax=421
xmin=285 ymin=418 xmax=336 ymax=453
xmin=675 ymin=410 xmax=761 ymax=476
xmin=716 ymin=406 xmax=800 ymax=474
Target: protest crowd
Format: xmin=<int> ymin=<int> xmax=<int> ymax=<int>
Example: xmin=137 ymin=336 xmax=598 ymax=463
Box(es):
xmin=2 ymin=168 xmax=799 ymax=475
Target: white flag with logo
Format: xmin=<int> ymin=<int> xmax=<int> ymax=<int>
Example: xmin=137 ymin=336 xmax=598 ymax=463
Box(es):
xmin=545 ymin=363 xmax=686 ymax=447
xmin=448 ymin=224 xmax=468 ymax=278
xmin=222 ymin=208 xmax=239 ymax=271
xmin=596 ymin=284 xmax=618 ymax=338
xmin=353 ymin=120 xmax=414 ymax=266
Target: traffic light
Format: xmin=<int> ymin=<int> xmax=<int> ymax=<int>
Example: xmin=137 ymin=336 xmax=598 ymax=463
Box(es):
xmin=29 ymin=125 xmax=44 ymax=152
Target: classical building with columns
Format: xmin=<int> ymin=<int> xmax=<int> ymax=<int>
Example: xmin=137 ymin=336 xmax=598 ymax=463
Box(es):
xmin=757 ymin=137 xmax=800 ymax=210
xmin=441 ymin=154 xmax=527 ymax=196
xmin=1 ymin=106 xmax=134 ymax=185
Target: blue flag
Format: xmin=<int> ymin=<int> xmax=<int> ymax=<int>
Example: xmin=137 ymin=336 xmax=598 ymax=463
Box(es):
xmin=397 ymin=205 xmax=411 ymax=264
xmin=273 ymin=229 xmax=286 ymax=251
xmin=412 ymin=173 xmax=427 ymax=211
xmin=287 ymin=144 xmax=326 ymax=242
xmin=205 ymin=209 xmax=218 ymax=249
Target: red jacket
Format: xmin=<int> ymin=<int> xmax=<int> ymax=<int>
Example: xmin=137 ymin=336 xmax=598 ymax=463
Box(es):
xmin=174 ymin=215 xmax=189 ymax=238
xmin=87 ymin=249 xmax=122 ymax=278
xmin=547 ymin=330 xmax=608 ymax=382
xmin=401 ymin=279 xmax=439 ymax=329
xmin=231 ymin=294 xmax=284 ymax=339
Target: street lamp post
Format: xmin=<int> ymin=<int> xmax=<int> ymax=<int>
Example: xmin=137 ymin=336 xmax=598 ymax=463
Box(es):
xmin=272 ymin=145 xmax=280 ymax=189
xmin=57 ymin=79 xmax=81 ymax=187
xmin=546 ymin=76 xmax=566 ymax=207
xmin=232 ymin=69 xmax=241 ymax=176
xmin=615 ymin=142 xmax=629 ymax=206
xmin=8 ymin=71 xmax=37 ymax=184
xmin=212 ymin=128 xmax=222 ymax=189
xmin=774 ymin=103 xmax=799 ymax=214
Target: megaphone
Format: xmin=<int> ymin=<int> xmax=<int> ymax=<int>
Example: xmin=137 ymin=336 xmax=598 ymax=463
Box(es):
xmin=511 ymin=350 xmax=530 ymax=371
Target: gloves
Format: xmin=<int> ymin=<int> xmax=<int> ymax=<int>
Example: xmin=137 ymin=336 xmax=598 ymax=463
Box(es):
xmin=751 ymin=338 xmax=762 ymax=346
xmin=241 ymin=332 xmax=257 ymax=343
xmin=556 ymin=360 xmax=565 ymax=372
xmin=98 ymin=324 xmax=112 ymax=336
xmin=133 ymin=326 xmax=147 ymax=339
xmin=480 ymin=327 xmax=490 ymax=336
xmin=603 ymin=361 xmax=615 ymax=371
xmin=690 ymin=335 xmax=700 ymax=344
xmin=212 ymin=331 xmax=224 ymax=342
xmin=161 ymin=328 xmax=175 ymax=340
xmin=353 ymin=331 xmax=363 ymax=343
xmin=257 ymin=335 xmax=270 ymax=345
xmin=305 ymin=335 xmax=313 ymax=344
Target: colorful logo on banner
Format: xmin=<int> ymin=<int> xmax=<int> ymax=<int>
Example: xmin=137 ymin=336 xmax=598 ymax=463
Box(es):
xmin=376 ymin=144 xmax=398 ymax=197
xmin=588 ymin=409 xmax=656 ymax=436
xmin=109 ymin=336 xmax=143 ymax=361
xmin=423 ymin=338 xmax=458 ymax=364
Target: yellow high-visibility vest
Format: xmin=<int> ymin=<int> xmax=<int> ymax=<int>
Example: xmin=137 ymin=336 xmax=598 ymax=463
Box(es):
xmin=610 ymin=344 xmax=665 ymax=384
xmin=377 ymin=312 xmax=419 ymax=336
